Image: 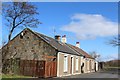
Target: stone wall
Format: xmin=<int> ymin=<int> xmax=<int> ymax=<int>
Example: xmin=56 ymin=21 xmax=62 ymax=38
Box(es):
xmin=2 ymin=29 xmax=57 ymax=60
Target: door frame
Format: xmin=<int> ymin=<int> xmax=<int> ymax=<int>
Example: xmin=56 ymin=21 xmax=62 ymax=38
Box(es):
xmin=70 ymin=56 xmax=74 ymax=74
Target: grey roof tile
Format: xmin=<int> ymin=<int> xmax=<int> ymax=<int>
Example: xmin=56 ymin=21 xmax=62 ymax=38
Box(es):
xmin=34 ymin=32 xmax=81 ymax=56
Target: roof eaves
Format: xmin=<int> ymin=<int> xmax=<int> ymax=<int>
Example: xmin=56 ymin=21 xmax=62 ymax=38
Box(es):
xmin=65 ymin=44 xmax=83 ymax=56
xmin=58 ymin=50 xmax=80 ymax=56
xmin=67 ymin=44 xmax=84 ymax=56
xmin=79 ymin=48 xmax=94 ymax=59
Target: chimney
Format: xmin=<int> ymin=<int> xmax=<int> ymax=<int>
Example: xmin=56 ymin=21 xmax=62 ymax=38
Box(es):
xmin=55 ymin=35 xmax=61 ymax=41
xmin=76 ymin=42 xmax=80 ymax=48
xmin=61 ymin=35 xmax=67 ymax=43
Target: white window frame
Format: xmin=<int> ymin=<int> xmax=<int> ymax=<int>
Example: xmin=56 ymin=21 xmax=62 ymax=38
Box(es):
xmin=64 ymin=55 xmax=68 ymax=72
xmin=80 ymin=56 xmax=83 ymax=66
xmin=76 ymin=57 xmax=79 ymax=71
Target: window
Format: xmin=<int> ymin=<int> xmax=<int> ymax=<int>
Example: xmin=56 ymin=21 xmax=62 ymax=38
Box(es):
xmin=64 ymin=56 xmax=68 ymax=72
xmin=20 ymin=35 xmax=23 ymax=39
xmin=27 ymin=37 xmax=29 ymax=39
xmin=76 ymin=57 xmax=79 ymax=71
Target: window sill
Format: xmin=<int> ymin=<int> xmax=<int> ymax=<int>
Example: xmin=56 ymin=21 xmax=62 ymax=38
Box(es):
xmin=64 ymin=71 xmax=68 ymax=73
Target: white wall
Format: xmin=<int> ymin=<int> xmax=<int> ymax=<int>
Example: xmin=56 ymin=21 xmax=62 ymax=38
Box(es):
xmin=57 ymin=52 xmax=82 ymax=77
xmin=95 ymin=61 xmax=99 ymax=71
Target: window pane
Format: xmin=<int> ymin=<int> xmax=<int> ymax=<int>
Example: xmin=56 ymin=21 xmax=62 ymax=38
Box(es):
xmin=76 ymin=58 xmax=78 ymax=71
xmin=64 ymin=56 xmax=68 ymax=72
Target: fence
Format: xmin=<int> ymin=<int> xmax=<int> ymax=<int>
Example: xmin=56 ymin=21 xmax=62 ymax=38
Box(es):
xmin=20 ymin=60 xmax=57 ymax=78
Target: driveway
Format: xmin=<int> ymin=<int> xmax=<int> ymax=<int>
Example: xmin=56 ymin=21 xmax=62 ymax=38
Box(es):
xmin=61 ymin=72 xmax=119 ymax=78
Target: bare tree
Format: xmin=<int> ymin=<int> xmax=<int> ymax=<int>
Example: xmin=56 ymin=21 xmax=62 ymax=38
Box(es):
xmin=89 ymin=51 xmax=100 ymax=61
xmin=2 ymin=2 xmax=41 ymax=74
xmin=108 ymin=35 xmax=120 ymax=47
xmin=3 ymin=2 xmax=41 ymax=41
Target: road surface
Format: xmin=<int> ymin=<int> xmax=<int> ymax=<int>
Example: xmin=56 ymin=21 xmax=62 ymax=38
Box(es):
xmin=61 ymin=72 xmax=119 ymax=78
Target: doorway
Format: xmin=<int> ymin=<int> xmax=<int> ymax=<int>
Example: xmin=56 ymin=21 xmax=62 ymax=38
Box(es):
xmin=95 ymin=63 xmax=96 ymax=72
xmin=70 ymin=57 xmax=74 ymax=74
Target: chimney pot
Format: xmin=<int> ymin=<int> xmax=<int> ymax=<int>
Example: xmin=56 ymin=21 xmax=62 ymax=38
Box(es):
xmin=55 ymin=35 xmax=61 ymax=41
xmin=76 ymin=42 xmax=80 ymax=48
xmin=61 ymin=35 xmax=67 ymax=43
xmin=62 ymin=35 xmax=66 ymax=37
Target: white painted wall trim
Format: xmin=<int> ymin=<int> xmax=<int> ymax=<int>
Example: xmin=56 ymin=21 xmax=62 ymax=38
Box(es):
xmin=57 ymin=52 xmax=59 ymax=77
xmin=71 ymin=55 xmax=74 ymax=57
xmin=70 ymin=55 xmax=74 ymax=74
xmin=58 ymin=52 xmax=69 ymax=55
xmin=58 ymin=74 xmax=71 ymax=77
xmin=58 ymin=72 xmax=81 ymax=77
xmin=57 ymin=52 xmax=93 ymax=77
xmin=76 ymin=57 xmax=79 ymax=71
xmin=57 ymin=52 xmax=70 ymax=77
xmin=64 ymin=55 xmax=68 ymax=72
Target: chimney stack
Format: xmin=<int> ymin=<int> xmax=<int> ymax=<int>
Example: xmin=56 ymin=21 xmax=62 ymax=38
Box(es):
xmin=55 ymin=35 xmax=61 ymax=41
xmin=61 ymin=35 xmax=67 ymax=43
xmin=76 ymin=42 xmax=80 ymax=48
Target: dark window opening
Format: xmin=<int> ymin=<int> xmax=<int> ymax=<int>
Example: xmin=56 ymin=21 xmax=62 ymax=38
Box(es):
xmin=53 ymin=58 xmax=56 ymax=61
xmin=24 ymin=31 xmax=27 ymax=34
xmin=25 ymin=50 xmax=27 ymax=52
xmin=20 ymin=35 xmax=23 ymax=39
xmin=39 ymin=42 xmax=41 ymax=45
xmin=31 ymin=50 xmax=34 ymax=52
xmin=14 ymin=47 xmax=16 ymax=49
xmin=27 ymin=37 xmax=29 ymax=39
xmin=83 ymin=56 xmax=85 ymax=58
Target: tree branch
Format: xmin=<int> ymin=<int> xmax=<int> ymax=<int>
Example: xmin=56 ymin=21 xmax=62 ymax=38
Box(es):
xmin=15 ymin=15 xmax=29 ymax=28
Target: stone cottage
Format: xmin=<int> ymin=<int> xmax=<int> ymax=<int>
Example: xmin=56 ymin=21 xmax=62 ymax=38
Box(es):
xmin=2 ymin=28 xmax=98 ymax=78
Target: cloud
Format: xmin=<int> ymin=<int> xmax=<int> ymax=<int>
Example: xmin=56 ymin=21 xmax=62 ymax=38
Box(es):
xmin=61 ymin=14 xmax=118 ymax=40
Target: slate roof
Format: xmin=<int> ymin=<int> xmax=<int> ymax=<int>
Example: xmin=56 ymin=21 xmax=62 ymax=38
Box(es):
xmin=28 ymin=28 xmax=93 ymax=57
xmin=32 ymin=31 xmax=82 ymax=56
xmin=67 ymin=44 xmax=94 ymax=59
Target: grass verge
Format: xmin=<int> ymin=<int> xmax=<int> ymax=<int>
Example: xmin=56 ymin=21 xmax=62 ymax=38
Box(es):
xmin=2 ymin=74 xmax=33 ymax=78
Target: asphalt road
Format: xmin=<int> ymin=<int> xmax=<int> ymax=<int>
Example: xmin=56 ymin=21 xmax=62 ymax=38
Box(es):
xmin=59 ymin=71 xmax=120 ymax=78
xmin=61 ymin=72 xmax=119 ymax=78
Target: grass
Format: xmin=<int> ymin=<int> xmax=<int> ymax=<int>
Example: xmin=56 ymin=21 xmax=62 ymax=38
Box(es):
xmin=1 ymin=74 xmax=33 ymax=78
xmin=105 ymin=66 xmax=120 ymax=68
xmin=102 ymin=66 xmax=120 ymax=75
xmin=104 ymin=66 xmax=120 ymax=70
